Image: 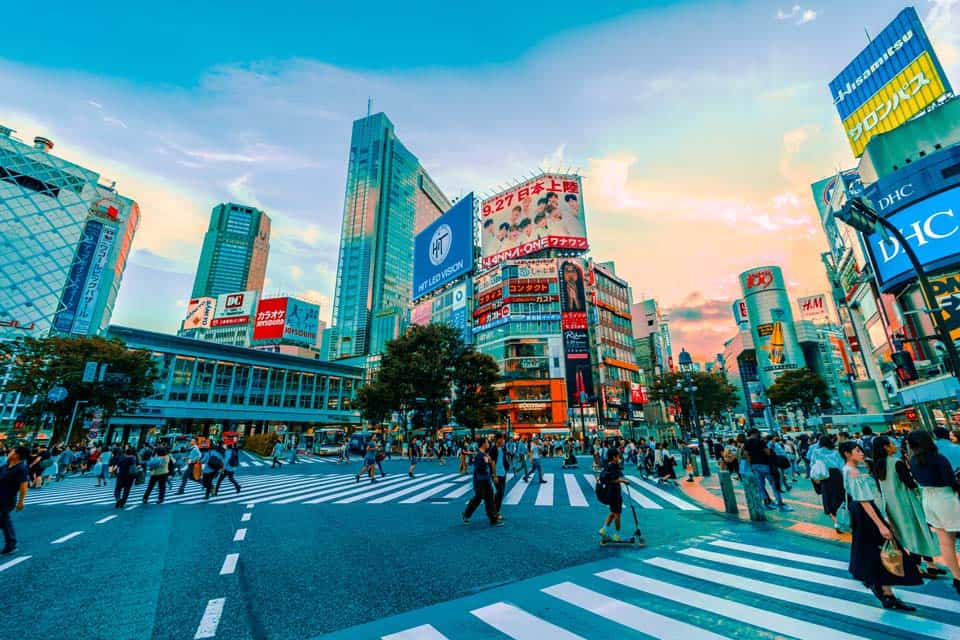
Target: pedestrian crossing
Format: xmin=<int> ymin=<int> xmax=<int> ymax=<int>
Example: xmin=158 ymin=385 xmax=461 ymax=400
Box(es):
xmin=24 ymin=471 xmax=702 ymax=510
xmin=337 ymin=535 xmax=960 ymax=640
xmin=237 ymin=451 xmax=340 ymax=467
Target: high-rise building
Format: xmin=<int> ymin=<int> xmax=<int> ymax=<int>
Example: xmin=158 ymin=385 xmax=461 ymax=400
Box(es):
xmin=191 ymin=203 xmax=270 ymax=299
xmin=0 ymin=126 xmax=139 ymax=341
xmin=329 ymin=113 xmax=450 ymax=360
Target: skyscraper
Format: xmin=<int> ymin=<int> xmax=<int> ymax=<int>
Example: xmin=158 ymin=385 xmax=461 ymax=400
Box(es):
xmin=191 ymin=203 xmax=270 ymax=299
xmin=0 ymin=126 xmax=139 ymax=341
xmin=329 ymin=113 xmax=450 ymax=360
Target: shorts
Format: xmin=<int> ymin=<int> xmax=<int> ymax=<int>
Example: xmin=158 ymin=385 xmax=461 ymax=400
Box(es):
xmin=609 ymin=492 xmax=623 ymax=515
xmin=922 ymin=486 xmax=960 ymax=532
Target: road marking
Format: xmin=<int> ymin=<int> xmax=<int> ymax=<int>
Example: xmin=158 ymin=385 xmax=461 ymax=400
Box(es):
xmin=233 ymin=528 xmax=246 ymax=542
xmin=95 ymin=515 xmax=117 ymax=524
xmin=268 ymin=475 xmax=372 ymax=504
xmin=443 ymin=480 xmax=475 ymax=499
xmin=563 ymin=474 xmax=588 ymax=507
xmin=382 ymin=624 xmax=450 ymax=640
xmin=597 ymin=568 xmax=863 ymax=640
xmin=471 ymin=602 xmax=584 ymax=639
xmin=219 ymin=553 xmax=239 ymax=575
xmin=622 ymin=482 xmax=661 ymax=509
xmin=646 ymin=556 xmax=960 ymax=639
xmin=542 ymin=581 xmax=729 ymax=640
xmin=399 ymin=483 xmax=454 ymax=504
xmin=708 ymin=539 xmax=848 ymax=570
xmin=241 ymin=513 xmax=251 ymax=522
xmin=0 ymin=555 xmax=31 ymax=572
xmin=364 ymin=475 xmax=460 ymax=504
xmin=232 ymin=474 xmax=356 ymax=505
xmin=125 ymin=504 xmax=139 ymax=511
xmin=627 ymin=476 xmax=700 ymax=510
xmin=679 ymin=547 xmax=960 ymax=614
xmin=240 ymin=462 xmax=250 ymax=468
xmin=51 ymin=531 xmax=84 ymax=544
xmin=502 ymin=475 xmax=531 ymax=505
xmin=246 ymin=503 xmax=255 ymax=508
xmin=307 ymin=474 xmax=421 ymax=504
xmin=534 ymin=474 xmax=554 ymax=506
xmin=194 ymin=597 xmax=226 ymax=639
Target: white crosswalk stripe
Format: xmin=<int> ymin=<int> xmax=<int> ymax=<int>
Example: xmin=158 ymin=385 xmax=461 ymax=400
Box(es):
xmin=370 ymin=536 xmax=954 ymax=640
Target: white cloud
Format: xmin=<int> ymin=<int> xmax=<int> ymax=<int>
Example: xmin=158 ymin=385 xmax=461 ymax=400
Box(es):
xmin=800 ymin=9 xmax=817 ymax=24
xmin=290 ymin=265 xmax=303 ymax=279
xmin=926 ymin=0 xmax=960 ymax=77
xmin=103 ymin=115 xmax=127 ymax=129
xmin=777 ymin=5 xmax=817 ymax=24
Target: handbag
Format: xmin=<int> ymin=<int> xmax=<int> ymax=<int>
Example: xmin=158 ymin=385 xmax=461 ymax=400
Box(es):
xmin=810 ymin=459 xmax=829 ymax=481
xmin=192 ymin=462 xmax=202 ymax=481
xmin=835 ymin=501 xmax=851 ymax=533
xmin=880 ymin=539 xmax=905 ymax=577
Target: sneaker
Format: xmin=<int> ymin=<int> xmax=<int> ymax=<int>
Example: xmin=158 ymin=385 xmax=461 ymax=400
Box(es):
xmin=598 ymin=527 xmax=607 ymax=537
xmin=355 ymin=475 xmax=360 ymax=483
xmin=235 ymin=485 xmax=242 ymax=494
xmin=778 ymin=504 xmax=795 ymax=512
xmin=612 ymin=533 xmax=621 ymax=542
xmin=764 ymin=503 xmax=776 ymax=510
xmin=539 ymin=480 xmax=547 ymax=484
xmin=461 ymin=513 xmax=470 ymax=524
xmin=0 ymin=545 xmax=18 ymax=555
xmin=491 ymin=518 xmax=506 ymax=527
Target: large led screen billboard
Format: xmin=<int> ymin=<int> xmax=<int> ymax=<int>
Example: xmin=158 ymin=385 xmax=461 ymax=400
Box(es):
xmin=480 ymin=174 xmax=587 ymax=269
xmin=413 ymin=193 xmax=474 ymax=301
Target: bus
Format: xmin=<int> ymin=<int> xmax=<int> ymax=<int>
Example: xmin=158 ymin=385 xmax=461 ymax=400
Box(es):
xmin=313 ymin=428 xmax=347 ymax=456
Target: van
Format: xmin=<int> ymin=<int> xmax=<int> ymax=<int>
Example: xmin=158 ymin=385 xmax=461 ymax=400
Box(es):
xmin=347 ymin=431 xmax=373 ymax=454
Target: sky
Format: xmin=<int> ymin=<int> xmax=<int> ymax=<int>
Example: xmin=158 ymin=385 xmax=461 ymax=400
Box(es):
xmin=2 ymin=0 xmax=959 ymax=360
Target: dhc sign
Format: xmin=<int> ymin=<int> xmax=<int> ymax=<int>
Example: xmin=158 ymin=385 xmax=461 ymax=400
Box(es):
xmin=867 ymin=184 xmax=960 ymax=290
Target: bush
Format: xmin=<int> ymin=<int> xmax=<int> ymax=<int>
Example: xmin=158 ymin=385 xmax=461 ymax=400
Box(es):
xmin=245 ymin=432 xmax=280 ymax=457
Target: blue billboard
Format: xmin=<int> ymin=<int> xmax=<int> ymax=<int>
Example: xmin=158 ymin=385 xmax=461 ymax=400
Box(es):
xmin=866 ymin=184 xmax=960 ymax=290
xmin=53 ymin=220 xmax=103 ymax=333
xmin=413 ymin=193 xmax=474 ymax=301
xmin=282 ymin=297 xmax=320 ymax=346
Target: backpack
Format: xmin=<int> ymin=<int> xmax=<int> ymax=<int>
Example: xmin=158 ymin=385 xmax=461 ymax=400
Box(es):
xmin=595 ymin=474 xmax=611 ymax=505
xmin=207 ymin=454 xmax=224 ymax=471
xmin=229 ymin=449 xmax=239 ymax=467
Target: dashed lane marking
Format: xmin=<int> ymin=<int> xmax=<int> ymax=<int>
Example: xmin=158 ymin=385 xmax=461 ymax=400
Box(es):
xmin=51 ymin=531 xmax=84 ymax=544
xmin=240 ymin=513 xmax=251 ymax=522
xmin=233 ymin=528 xmax=247 ymax=542
xmin=219 ymin=553 xmax=239 ymax=575
xmin=0 ymin=555 xmax=31 ymax=572
xmin=95 ymin=515 xmax=117 ymax=524
xmin=194 ymin=597 xmax=226 ymax=639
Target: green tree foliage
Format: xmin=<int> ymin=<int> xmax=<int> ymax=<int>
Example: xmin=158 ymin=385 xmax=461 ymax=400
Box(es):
xmin=0 ymin=335 xmax=158 ymax=442
xmin=764 ymin=367 xmax=831 ymax=415
xmin=451 ymin=349 xmax=501 ymax=437
xmin=648 ymin=371 xmax=739 ymax=420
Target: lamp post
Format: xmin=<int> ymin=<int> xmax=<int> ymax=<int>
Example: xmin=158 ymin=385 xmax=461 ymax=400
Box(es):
xmin=678 ymin=348 xmax=711 ymax=478
xmin=65 ymin=400 xmax=88 ymax=446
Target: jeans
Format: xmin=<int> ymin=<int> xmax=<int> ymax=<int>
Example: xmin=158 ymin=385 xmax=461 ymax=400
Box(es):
xmin=0 ymin=508 xmax=15 ymax=549
xmin=524 ymin=459 xmax=543 ymax=482
xmin=216 ymin=470 xmax=241 ymax=493
xmin=271 ymin=456 xmax=282 ymax=468
xmin=514 ymin=456 xmax=529 ymax=479
xmin=494 ymin=475 xmax=506 ymax=511
xmin=751 ymin=464 xmax=783 ymax=506
xmin=143 ymin=473 xmax=168 ymax=503
xmin=202 ymin=471 xmax=218 ymax=497
xmin=114 ymin=476 xmax=134 ymax=506
xmin=464 ymin=480 xmax=498 ymax=523
xmin=178 ymin=464 xmax=197 ymax=493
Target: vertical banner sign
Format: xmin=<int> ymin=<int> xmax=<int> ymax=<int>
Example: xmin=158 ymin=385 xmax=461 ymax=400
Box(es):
xmin=71 ymin=225 xmax=117 ymax=334
xmin=53 ymin=220 xmax=103 ymax=333
xmin=930 ymin=272 xmax=960 ymax=342
xmin=558 ymin=259 xmax=594 ymax=406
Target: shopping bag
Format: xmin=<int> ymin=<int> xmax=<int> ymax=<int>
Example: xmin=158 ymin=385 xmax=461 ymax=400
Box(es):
xmin=880 ymin=539 xmax=905 ymax=577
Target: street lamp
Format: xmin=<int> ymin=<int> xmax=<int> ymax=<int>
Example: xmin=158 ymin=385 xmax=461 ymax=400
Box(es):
xmin=678 ymin=348 xmax=711 ymax=478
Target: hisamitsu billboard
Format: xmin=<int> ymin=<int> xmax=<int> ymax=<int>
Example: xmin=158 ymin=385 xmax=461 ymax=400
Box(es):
xmin=413 ymin=193 xmax=474 ymax=301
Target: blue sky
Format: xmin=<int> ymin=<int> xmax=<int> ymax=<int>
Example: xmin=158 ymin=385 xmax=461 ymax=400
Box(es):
xmin=2 ymin=0 xmax=958 ymax=358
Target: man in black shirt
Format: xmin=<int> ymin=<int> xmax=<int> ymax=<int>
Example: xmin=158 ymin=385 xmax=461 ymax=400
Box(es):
xmin=1 ymin=446 xmax=30 ymax=554
xmin=461 ymin=439 xmax=504 ymax=527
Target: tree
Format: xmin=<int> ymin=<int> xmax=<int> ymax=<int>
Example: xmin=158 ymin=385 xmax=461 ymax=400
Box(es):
xmin=0 ymin=335 xmax=158 ymax=442
xmin=765 ymin=368 xmax=830 ymax=416
xmin=648 ymin=371 xmax=739 ymax=422
xmin=451 ymin=349 xmax=501 ymax=438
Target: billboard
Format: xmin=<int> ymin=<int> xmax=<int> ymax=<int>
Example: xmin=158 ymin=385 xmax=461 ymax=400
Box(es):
xmin=480 ymin=174 xmax=587 ymax=269
xmin=283 ymin=297 xmax=320 ymax=346
xmin=732 ymin=299 xmax=749 ymax=325
xmin=865 ymin=184 xmax=960 ymax=290
xmin=739 ymin=266 xmax=804 ymax=388
xmin=558 ymin=258 xmax=594 ymax=407
xmin=211 ymin=290 xmax=257 ymax=327
xmin=183 ymin=297 xmax=216 ymax=331
xmin=829 ymin=7 xmax=951 ymax=156
xmin=931 ymin=272 xmax=960 ymax=342
xmin=71 ymin=224 xmax=116 ymax=335
xmin=797 ymin=294 xmax=830 ymax=324
xmin=252 ymin=297 xmax=288 ymax=341
xmin=413 ymin=193 xmax=475 ymax=301
xmin=53 ymin=220 xmax=103 ymax=334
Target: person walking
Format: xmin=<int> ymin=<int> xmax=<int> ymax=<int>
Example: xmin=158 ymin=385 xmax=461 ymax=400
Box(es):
xmin=201 ymin=443 xmax=225 ymax=499
xmin=0 ymin=446 xmax=30 ymax=555
xmin=461 ymin=438 xmax=503 ymax=527
xmin=523 ymin=437 xmax=546 ymax=484
xmin=287 ymin=440 xmax=299 ymax=465
xmin=457 ymin=441 xmax=469 ymax=474
xmin=56 ymin=446 xmax=74 ymax=482
xmin=176 ymin=438 xmax=202 ymax=495
xmin=871 ymin=436 xmax=944 ymax=579
xmin=271 ymin=439 xmax=284 ymax=469
xmin=408 ymin=437 xmax=420 ymax=478
xmin=356 ymin=440 xmax=378 ymax=483
xmin=809 ymin=435 xmax=845 ymax=531
xmin=113 ymin=447 xmax=139 ymax=509
xmin=743 ymin=429 xmax=793 ymax=512
xmin=514 ymin=438 xmax=529 ymax=480
xmin=142 ymin=446 xmax=171 ymax=504
xmin=216 ymin=443 xmax=242 ymax=495
xmin=491 ymin=434 xmax=508 ymax=511
xmin=840 ymin=441 xmax=921 ymax=610
xmin=907 ymin=430 xmax=960 ymax=596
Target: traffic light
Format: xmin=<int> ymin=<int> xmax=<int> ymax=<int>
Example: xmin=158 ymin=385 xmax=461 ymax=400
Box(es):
xmin=892 ymin=350 xmax=918 ymax=383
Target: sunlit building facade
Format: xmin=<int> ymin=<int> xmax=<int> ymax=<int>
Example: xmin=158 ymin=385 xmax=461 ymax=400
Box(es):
xmin=191 ymin=203 xmax=270 ymax=299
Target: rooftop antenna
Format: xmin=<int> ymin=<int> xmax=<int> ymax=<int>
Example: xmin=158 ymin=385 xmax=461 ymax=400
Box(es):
xmin=864 ymin=28 xmax=871 ymax=43
xmin=367 ymin=97 xmax=371 ymax=117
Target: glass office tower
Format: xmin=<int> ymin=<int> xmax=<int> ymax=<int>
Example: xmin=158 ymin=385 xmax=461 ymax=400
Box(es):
xmin=329 ymin=113 xmax=449 ymax=359
xmin=191 ymin=203 xmax=271 ymax=299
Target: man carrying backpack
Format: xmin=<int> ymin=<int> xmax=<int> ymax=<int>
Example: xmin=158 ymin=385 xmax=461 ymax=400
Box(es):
xmin=461 ymin=438 xmax=504 ymax=527
xmin=597 ymin=448 xmax=630 ymax=542
xmin=216 ymin=443 xmax=242 ymax=495
xmin=201 ymin=442 xmax=225 ymax=499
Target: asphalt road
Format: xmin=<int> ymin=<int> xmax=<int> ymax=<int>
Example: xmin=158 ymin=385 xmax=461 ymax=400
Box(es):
xmin=2 ymin=453 xmax=958 ymax=640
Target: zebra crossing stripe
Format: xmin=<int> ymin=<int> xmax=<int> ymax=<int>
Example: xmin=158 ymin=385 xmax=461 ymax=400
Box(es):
xmin=541 ymin=581 xmax=730 ymax=640
xmin=355 ymin=474 xmax=460 ymax=505
xmin=596 ymin=568 xmax=863 ymax=640
xmin=177 ymin=476 xmax=298 ymax=504
xmin=211 ymin=474 xmax=354 ymax=505
xmin=647 ymin=556 xmax=960 ymax=639
xmin=443 ymin=480 xmax=474 ymax=499
xmin=502 ymin=475 xmax=531 ymax=505
xmin=626 ymin=476 xmax=700 ymax=510
xmin=269 ymin=475 xmax=370 ymax=504
xmin=584 ymin=475 xmax=661 ymax=509
xmin=398 ymin=482 xmax=454 ymax=504
xmin=534 ymin=474 xmax=554 ymax=506
xmin=381 ymin=624 xmax=449 ymax=640
xmin=304 ymin=474 xmax=417 ymax=504
xmin=562 ymin=474 xmax=587 ymax=507
xmin=708 ymin=540 xmax=849 ymax=570
xmin=470 ymin=602 xmax=584 ymax=640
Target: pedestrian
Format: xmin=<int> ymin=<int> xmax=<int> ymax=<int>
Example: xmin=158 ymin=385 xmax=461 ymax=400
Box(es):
xmin=906 ymin=430 xmax=960 ymax=596
xmin=871 ymin=436 xmax=944 ymax=579
xmin=461 ymin=438 xmax=503 ymax=527
xmin=809 ymin=435 xmax=845 ymax=531
xmin=514 ymin=438 xmax=529 ymax=480
xmin=491 ymin=434 xmax=508 ymax=511
xmin=0 ymin=446 xmax=30 ymax=555
xmin=374 ymin=439 xmax=387 ymax=478
xmin=271 ymin=439 xmax=284 ymax=469
xmin=287 ymin=440 xmax=299 ymax=465
xmin=113 ymin=446 xmax=139 ymax=509
xmin=523 ymin=437 xmax=546 ymax=484
xmin=783 ymin=437 xmax=800 ymax=482
xmin=598 ymin=447 xmax=630 ymax=542
xmin=839 ymin=441 xmax=921 ymax=609
xmin=56 ymin=446 xmax=74 ymax=482
xmin=201 ymin=442 xmax=225 ymax=499
xmin=356 ymin=440 xmax=378 ymax=483
xmin=933 ymin=427 xmax=960 ymax=473
xmin=176 ymin=438 xmax=202 ymax=495
xmin=95 ymin=446 xmax=111 ymax=488
xmin=743 ymin=429 xmax=793 ymax=512
xmin=408 ymin=437 xmax=419 ymax=478
xmin=142 ymin=446 xmax=171 ymax=504
xmin=458 ymin=441 xmax=469 ymax=474
xmin=216 ymin=443 xmax=242 ymax=495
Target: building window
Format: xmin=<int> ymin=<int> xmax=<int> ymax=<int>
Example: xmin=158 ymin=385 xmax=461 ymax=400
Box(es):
xmin=169 ymin=356 xmax=195 ymax=402
xmin=327 ymin=377 xmax=341 ymax=410
xmin=267 ymin=370 xmax=285 ymax=407
xmin=190 ymin=359 xmax=216 ymax=403
xmin=232 ymin=366 xmax=250 ymax=404
xmin=249 ymin=367 xmax=269 ymax=406
xmin=284 ymin=371 xmax=301 ymax=408
xmin=212 ymin=363 xmax=233 ymax=404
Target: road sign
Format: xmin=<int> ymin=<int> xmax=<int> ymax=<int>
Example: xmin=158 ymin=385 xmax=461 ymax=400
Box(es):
xmin=82 ymin=361 xmax=99 ymax=383
xmin=47 ymin=386 xmax=68 ymax=402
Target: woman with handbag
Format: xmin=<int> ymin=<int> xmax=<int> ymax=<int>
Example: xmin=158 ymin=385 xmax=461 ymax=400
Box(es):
xmin=871 ymin=437 xmax=945 ymax=579
xmin=906 ymin=430 xmax=960 ymax=597
xmin=810 ymin=435 xmax=845 ymax=531
xmin=840 ymin=441 xmax=922 ymax=610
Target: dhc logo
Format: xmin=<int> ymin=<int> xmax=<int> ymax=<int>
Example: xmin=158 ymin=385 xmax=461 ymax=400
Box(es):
xmin=876 ymin=209 xmax=959 ymax=262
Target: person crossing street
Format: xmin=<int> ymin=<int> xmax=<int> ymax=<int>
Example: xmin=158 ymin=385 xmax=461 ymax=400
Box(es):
xmin=522 ymin=437 xmax=546 ymax=483
xmin=216 ymin=443 xmax=242 ymax=495
xmin=201 ymin=443 xmax=225 ymax=499
xmin=176 ymin=438 xmax=202 ymax=495
xmin=271 ymin=440 xmax=284 ymax=469
xmin=491 ymin=434 xmax=508 ymax=511
xmin=462 ymin=438 xmax=503 ymax=527
xmin=142 ymin=446 xmax=171 ymax=504
xmin=0 ymin=446 xmax=29 ymax=555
